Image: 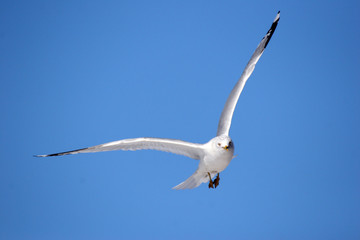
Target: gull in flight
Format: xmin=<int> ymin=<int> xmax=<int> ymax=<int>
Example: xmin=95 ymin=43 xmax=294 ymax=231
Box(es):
xmin=36 ymin=12 xmax=280 ymax=190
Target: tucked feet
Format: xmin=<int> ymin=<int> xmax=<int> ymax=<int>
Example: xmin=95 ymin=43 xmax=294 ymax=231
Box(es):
xmin=214 ymin=173 xmax=220 ymax=188
xmin=208 ymin=172 xmax=214 ymax=189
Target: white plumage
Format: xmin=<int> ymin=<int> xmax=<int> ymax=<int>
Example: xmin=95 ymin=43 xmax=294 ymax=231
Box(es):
xmin=36 ymin=12 xmax=280 ymax=190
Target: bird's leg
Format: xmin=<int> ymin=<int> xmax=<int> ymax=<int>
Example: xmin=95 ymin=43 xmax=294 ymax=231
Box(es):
xmin=214 ymin=173 xmax=220 ymax=188
xmin=208 ymin=172 xmax=214 ymax=189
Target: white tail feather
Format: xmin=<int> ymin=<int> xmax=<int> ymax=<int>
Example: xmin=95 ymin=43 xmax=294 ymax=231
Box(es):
xmin=172 ymin=171 xmax=209 ymax=190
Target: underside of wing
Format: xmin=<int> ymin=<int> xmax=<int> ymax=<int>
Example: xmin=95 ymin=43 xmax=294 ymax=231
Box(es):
xmin=35 ymin=137 xmax=205 ymax=160
xmin=216 ymin=11 xmax=280 ymax=136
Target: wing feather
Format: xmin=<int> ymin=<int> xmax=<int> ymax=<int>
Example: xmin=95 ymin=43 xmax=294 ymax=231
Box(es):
xmin=216 ymin=11 xmax=280 ymax=136
xmin=35 ymin=137 xmax=204 ymax=160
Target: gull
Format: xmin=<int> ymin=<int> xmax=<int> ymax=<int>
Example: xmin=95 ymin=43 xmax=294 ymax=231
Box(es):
xmin=36 ymin=12 xmax=280 ymax=190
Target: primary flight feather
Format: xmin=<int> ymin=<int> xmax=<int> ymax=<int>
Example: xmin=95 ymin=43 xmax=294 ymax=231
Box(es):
xmin=36 ymin=11 xmax=280 ymax=190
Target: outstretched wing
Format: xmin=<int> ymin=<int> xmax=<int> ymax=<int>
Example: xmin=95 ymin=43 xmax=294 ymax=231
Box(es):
xmin=216 ymin=11 xmax=280 ymax=136
xmin=35 ymin=137 xmax=205 ymax=160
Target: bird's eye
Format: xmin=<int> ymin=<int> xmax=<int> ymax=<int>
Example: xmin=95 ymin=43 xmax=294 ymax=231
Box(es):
xmin=217 ymin=143 xmax=221 ymax=147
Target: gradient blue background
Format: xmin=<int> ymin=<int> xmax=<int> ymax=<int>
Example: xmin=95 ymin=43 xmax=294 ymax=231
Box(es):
xmin=1 ymin=1 xmax=359 ymax=239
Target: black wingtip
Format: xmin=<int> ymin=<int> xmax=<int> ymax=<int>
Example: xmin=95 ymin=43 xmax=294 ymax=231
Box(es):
xmin=274 ymin=11 xmax=280 ymax=23
xmin=263 ymin=11 xmax=280 ymax=49
xmin=33 ymin=147 xmax=89 ymax=158
xmin=34 ymin=154 xmax=49 ymax=157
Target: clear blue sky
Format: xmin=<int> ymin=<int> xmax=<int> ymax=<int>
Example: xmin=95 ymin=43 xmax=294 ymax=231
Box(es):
xmin=1 ymin=0 xmax=359 ymax=239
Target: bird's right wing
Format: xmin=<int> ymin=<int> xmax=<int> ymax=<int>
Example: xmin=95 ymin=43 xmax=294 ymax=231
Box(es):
xmin=216 ymin=11 xmax=280 ymax=136
xmin=35 ymin=137 xmax=205 ymax=160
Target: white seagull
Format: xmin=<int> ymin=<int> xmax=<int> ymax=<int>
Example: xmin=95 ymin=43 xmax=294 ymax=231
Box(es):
xmin=36 ymin=12 xmax=280 ymax=190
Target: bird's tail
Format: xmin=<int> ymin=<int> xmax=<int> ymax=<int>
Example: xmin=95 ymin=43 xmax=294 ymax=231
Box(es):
xmin=172 ymin=170 xmax=209 ymax=190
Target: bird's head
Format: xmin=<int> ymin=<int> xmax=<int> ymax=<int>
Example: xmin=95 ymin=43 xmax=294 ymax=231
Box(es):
xmin=214 ymin=135 xmax=234 ymax=153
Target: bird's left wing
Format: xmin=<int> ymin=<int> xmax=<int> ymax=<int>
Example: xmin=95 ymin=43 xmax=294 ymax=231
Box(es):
xmin=216 ymin=11 xmax=280 ymax=136
xmin=35 ymin=137 xmax=205 ymax=160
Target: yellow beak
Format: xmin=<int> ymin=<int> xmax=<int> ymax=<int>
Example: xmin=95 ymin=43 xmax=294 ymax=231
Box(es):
xmin=223 ymin=146 xmax=229 ymax=151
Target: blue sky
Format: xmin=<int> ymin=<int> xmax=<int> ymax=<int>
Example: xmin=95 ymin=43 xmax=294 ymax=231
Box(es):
xmin=1 ymin=0 xmax=360 ymax=239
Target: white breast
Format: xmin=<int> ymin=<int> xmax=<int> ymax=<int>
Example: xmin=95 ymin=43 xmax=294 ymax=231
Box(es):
xmin=200 ymin=147 xmax=234 ymax=173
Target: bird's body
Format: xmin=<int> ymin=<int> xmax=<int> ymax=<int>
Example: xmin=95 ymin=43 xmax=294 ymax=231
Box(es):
xmin=36 ymin=12 xmax=280 ymax=190
xmin=200 ymin=135 xmax=234 ymax=174
xmin=175 ymin=135 xmax=235 ymax=189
